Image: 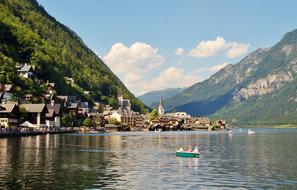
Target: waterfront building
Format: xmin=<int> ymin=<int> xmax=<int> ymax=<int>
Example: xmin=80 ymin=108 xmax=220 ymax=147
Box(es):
xmin=173 ymin=112 xmax=191 ymax=119
xmin=120 ymin=111 xmax=145 ymax=129
xmin=46 ymin=103 xmax=61 ymax=128
xmin=192 ymin=117 xmax=211 ymax=127
xmin=108 ymin=110 xmax=145 ymax=129
xmin=20 ymin=104 xmax=48 ymax=128
xmin=66 ymin=102 xmax=78 ymax=116
xmin=215 ymin=120 xmax=226 ymax=129
xmin=158 ymin=96 xmax=165 ymax=115
xmin=0 ymin=103 xmax=19 ymax=129
xmin=78 ymin=102 xmax=89 ymax=116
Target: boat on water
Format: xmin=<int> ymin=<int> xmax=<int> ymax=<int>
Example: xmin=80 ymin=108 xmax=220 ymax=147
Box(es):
xmin=176 ymin=151 xmax=199 ymax=158
xmin=248 ymin=129 xmax=255 ymax=134
xmin=154 ymin=129 xmax=161 ymax=133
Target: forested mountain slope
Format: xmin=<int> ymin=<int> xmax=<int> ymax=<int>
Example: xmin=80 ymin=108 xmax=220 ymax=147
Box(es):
xmin=0 ymin=0 xmax=147 ymax=112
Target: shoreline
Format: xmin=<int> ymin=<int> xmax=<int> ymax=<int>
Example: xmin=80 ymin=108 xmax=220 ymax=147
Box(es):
xmin=1 ymin=125 xmax=297 ymax=138
xmin=231 ymin=125 xmax=297 ymax=128
xmin=0 ymin=130 xmax=77 ymax=138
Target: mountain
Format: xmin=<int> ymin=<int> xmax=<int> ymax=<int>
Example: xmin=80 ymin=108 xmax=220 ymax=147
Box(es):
xmin=138 ymin=88 xmax=184 ymax=107
xmin=165 ymin=29 xmax=297 ymax=125
xmin=0 ymin=0 xmax=147 ymax=112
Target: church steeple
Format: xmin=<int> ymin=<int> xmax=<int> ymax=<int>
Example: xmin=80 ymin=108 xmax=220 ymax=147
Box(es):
xmin=158 ymin=96 xmax=165 ymax=115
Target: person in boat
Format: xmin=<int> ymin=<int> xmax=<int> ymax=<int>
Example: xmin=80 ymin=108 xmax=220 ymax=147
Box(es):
xmin=179 ymin=147 xmax=184 ymax=152
xmin=187 ymin=146 xmax=193 ymax=152
xmin=193 ymin=146 xmax=199 ymax=153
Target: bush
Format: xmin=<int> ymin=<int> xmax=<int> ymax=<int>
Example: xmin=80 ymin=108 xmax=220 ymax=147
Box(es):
xmin=82 ymin=117 xmax=93 ymax=127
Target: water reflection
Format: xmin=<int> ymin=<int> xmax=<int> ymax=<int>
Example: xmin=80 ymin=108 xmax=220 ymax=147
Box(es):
xmin=0 ymin=129 xmax=296 ymax=189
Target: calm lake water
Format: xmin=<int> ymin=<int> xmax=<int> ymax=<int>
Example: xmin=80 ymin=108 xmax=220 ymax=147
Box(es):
xmin=0 ymin=128 xmax=297 ymax=189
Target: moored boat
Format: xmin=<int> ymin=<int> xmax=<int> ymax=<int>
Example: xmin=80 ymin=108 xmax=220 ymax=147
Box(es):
xmin=248 ymin=129 xmax=255 ymax=134
xmin=176 ymin=151 xmax=199 ymax=158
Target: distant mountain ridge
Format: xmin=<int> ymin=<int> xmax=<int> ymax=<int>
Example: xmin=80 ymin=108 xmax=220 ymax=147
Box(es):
xmin=165 ymin=28 xmax=297 ymax=125
xmin=138 ymin=88 xmax=184 ymax=107
xmin=0 ymin=0 xmax=147 ymax=112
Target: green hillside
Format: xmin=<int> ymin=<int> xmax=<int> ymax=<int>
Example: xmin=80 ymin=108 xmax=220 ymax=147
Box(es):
xmin=0 ymin=0 xmax=147 ymax=112
xmin=165 ymin=29 xmax=297 ymax=125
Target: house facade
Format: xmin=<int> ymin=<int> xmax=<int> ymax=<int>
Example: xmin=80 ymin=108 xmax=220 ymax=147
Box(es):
xmin=20 ymin=104 xmax=48 ymax=128
xmin=17 ymin=64 xmax=34 ymax=78
xmin=46 ymin=103 xmax=61 ymax=128
xmin=0 ymin=103 xmax=19 ymax=129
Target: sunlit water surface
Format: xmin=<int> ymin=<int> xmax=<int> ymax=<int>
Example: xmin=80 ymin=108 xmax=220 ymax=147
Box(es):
xmin=0 ymin=128 xmax=297 ymax=189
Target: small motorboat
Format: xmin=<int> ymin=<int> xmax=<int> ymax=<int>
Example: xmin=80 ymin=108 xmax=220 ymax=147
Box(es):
xmin=176 ymin=151 xmax=199 ymax=158
xmin=154 ymin=129 xmax=161 ymax=133
xmin=248 ymin=129 xmax=255 ymax=134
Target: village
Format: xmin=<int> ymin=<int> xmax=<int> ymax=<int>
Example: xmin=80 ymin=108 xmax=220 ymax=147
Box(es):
xmin=0 ymin=63 xmax=226 ymax=137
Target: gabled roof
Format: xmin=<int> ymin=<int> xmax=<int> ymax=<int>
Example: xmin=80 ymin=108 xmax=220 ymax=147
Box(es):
xmin=79 ymin=102 xmax=89 ymax=108
xmin=67 ymin=102 xmax=78 ymax=109
xmin=46 ymin=107 xmax=55 ymax=118
xmin=0 ymin=103 xmax=17 ymax=113
xmin=19 ymin=121 xmax=37 ymax=128
xmin=20 ymin=104 xmax=47 ymax=113
xmin=47 ymin=82 xmax=55 ymax=87
xmin=46 ymin=104 xmax=61 ymax=117
xmin=4 ymin=84 xmax=13 ymax=92
xmin=18 ymin=65 xmax=32 ymax=72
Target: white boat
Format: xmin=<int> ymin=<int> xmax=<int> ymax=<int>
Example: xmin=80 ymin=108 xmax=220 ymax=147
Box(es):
xmin=228 ymin=130 xmax=233 ymax=135
xmin=248 ymin=129 xmax=255 ymax=134
xmin=155 ymin=129 xmax=161 ymax=133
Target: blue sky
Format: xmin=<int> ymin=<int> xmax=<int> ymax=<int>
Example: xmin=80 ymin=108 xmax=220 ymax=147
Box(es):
xmin=37 ymin=0 xmax=297 ymax=95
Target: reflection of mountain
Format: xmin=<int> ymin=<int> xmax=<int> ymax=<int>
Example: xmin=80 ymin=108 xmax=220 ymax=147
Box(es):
xmin=165 ymin=29 xmax=297 ymax=125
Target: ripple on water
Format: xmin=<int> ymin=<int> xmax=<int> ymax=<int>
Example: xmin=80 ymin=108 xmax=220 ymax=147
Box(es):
xmin=0 ymin=129 xmax=297 ymax=189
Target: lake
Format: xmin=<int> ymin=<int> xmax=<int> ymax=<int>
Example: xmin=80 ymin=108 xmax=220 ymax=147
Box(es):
xmin=0 ymin=128 xmax=297 ymax=189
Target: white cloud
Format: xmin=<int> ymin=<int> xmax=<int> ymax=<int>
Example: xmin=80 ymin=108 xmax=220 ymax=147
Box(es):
xmin=188 ymin=37 xmax=226 ymax=58
xmin=103 ymin=42 xmax=164 ymax=74
xmin=175 ymin=47 xmax=185 ymax=57
xmin=119 ymin=63 xmax=229 ymax=96
xmin=188 ymin=37 xmax=249 ymax=58
xmin=126 ymin=67 xmax=201 ymax=96
xmin=194 ymin=62 xmax=229 ymax=74
xmin=209 ymin=62 xmax=229 ymax=72
xmin=123 ymin=72 xmax=142 ymax=84
xmin=226 ymin=42 xmax=250 ymax=58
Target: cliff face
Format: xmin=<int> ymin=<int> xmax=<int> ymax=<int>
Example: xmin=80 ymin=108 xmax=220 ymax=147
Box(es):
xmin=165 ymin=29 xmax=297 ymax=125
xmin=0 ymin=0 xmax=147 ymax=112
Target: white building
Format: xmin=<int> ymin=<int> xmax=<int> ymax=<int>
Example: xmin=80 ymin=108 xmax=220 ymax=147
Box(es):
xmin=17 ymin=64 xmax=34 ymax=79
xmin=107 ymin=110 xmax=145 ymax=128
xmin=174 ymin=112 xmax=191 ymax=119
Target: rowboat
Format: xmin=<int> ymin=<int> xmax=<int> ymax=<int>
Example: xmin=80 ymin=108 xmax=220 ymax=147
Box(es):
xmin=176 ymin=151 xmax=199 ymax=158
